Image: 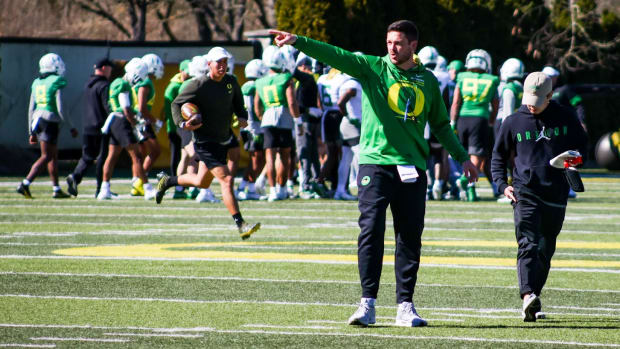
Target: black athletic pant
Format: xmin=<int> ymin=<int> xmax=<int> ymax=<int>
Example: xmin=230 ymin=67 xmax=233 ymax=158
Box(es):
xmin=357 ymin=164 xmax=427 ymax=303
xmin=72 ymin=133 xmax=109 ymax=195
xmin=513 ymin=191 xmax=566 ymax=297
xmin=168 ymin=131 xmax=182 ymax=176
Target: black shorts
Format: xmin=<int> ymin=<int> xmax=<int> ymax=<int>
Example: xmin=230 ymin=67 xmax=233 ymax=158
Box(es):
xmin=428 ymin=139 xmax=445 ymax=166
xmin=110 ymin=118 xmax=138 ymax=147
xmin=34 ymin=119 xmax=59 ymax=145
xmin=194 ymin=141 xmax=228 ymax=169
xmin=222 ymin=132 xmax=240 ymax=150
xmin=263 ymin=127 xmax=293 ymax=149
xmin=457 ymin=116 xmax=490 ymax=157
xmin=139 ymin=124 xmax=157 ymax=143
xmin=241 ymin=130 xmax=264 ymax=152
xmin=178 ymin=128 xmax=193 ymax=148
xmin=322 ymin=110 xmax=343 ymax=143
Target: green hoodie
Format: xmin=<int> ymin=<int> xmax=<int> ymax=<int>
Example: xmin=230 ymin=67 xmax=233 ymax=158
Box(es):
xmin=294 ymin=36 xmax=468 ymax=170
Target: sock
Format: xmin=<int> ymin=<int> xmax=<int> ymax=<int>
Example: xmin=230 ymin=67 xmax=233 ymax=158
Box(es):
xmin=175 ymin=186 xmax=184 ymax=192
xmin=53 ymin=185 xmax=61 ymax=192
xmin=270 ymin=186 xmax=277 ymax=195
xmin=239 ymin=180 xmax=247 ymax=191
xmin=132 ymin=176 xmax=139 ymax=183
xmin=167 ymin=176 xmax=179 ymax=187
xmin=248 ymin=183 xmax=256 ymax=192
xmin=286 ymin=179 xmax=294 ymax=187
xmin=22 ymin=179 xmax=31 ymax=186
xmin=232 ymin=213 xmax=244 ymax=228
xmin=361 ymin=297 xmax=376 ymax=307
xmin=275 ymin=184 xmax=282 ymax=192
xmin=143 ymin=183 xmax=153 ymax=191
xmin=102 ymin=181 xmax=110 ymax=191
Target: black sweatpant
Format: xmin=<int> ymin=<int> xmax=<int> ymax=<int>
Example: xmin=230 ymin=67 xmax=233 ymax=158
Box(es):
xmin=72 ymin=133 xmax=109 ymax=195
xmin=168 ymin=131 xmax=182 ymax=176
xmin=357 ymin=164 xmax=427 ymax=303
xmin=513 ymin=191 xmax=566 ymax=297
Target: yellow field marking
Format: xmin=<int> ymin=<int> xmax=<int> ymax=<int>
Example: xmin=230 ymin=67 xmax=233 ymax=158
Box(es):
xmin=53 ymin=240 xmax=620 ymax=268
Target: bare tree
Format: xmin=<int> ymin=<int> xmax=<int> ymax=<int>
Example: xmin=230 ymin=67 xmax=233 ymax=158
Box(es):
xmin=156 ymin=0 xmax=178 ymax=41
xmin=514 ymin=0 xmax=620 ymax=73
xmin=72 ymin=0 xmax=160 ymax=41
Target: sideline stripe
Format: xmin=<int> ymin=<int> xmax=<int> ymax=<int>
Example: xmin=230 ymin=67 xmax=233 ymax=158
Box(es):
xmin=2 ymin=271 xmax=618 ymax=294
xmin=0 ymin=324 xmax=213 ymax=332
xmin=103 ymin=333 xmax=202 ymax=338
xmin=2 ymin=255 xmax=620 ymax=273
xmin=201 ymin=328 xmax=620 ymax=347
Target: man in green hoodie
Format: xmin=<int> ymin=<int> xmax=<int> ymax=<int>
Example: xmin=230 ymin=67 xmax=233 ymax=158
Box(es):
xmin=271 ymin=20 xmax=478 ymax=327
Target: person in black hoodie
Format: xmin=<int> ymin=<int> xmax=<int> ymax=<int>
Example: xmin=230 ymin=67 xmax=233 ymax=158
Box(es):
xmin=66 ymin=58 xmax=114 ymax=197
xmin=491 ymin=72 xmax=587 ymax=322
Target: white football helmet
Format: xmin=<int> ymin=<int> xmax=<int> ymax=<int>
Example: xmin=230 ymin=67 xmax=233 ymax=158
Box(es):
xmin=39 ymin=53 xmax=66 ymax=76
xmin=245 ymin=59 xmax=267 ymax=79
xmin=189 ymin=55 xmax=209 ymax=78
xmin=418 ymin=46 xmax=439 ymax=68
xmin=124 ymin=58 xmax=149 ymax=86
xmin=262 ymin=45 xmax=286 ymax=71
xmin=500 ymin=58 xmax=525 ymax=81
xmin=465 ymin=49 xmax=492 ymax=73
xmin=435 ymin=55 xmax=448 ymax=72
xmin=142 ymin=53 xmax=164 ymax=79
xmin=542 ymin=66 xmax=560 ymax=78
xmin=280 ymin=45 xmax=298 ymax=73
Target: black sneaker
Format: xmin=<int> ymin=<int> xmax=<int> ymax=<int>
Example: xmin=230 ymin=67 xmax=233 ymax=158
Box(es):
xmin=155 ymin=172 xmax=170 ymax=204
xmin=16 ymin=183 xmax=32 ymax=199
xmin=53 ymin=190 xmax=71 ymax=199
xmin=66 ymin=174 xmax=78 ymax=196
xmin=238 ymin=222 xmax=260 ymax=240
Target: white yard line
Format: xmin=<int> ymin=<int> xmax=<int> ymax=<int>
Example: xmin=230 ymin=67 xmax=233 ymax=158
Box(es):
xmin=103 ymin=332 xmax=202 ymax=338
xmin=0 ymin=345 xmax=55 ymax=348
xmin=242 ymin=324 xmax=338 ymax=330
xmin=2 ymin=271 xmax=619 ymax=294
xmin=0 ymin=324 xmax=212 ymax=332
xmin=548 ymin=305 xmax=620 ymax=312
xmin=30 ymin=337 xmax=128 ymax=343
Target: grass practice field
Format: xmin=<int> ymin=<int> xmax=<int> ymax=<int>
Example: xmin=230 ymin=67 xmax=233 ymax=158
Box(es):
xmin=0 ymin=174 xmax=619 ymax=348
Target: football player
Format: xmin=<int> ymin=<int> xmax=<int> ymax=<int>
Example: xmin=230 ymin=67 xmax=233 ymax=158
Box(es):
xmin=129 ymin=53 xmax=164 ymax=197
xmin=97 ymin=58 xmax=156 ymax=200
xmin=450 ymin=49 xmax=500 ymax=201
xmin=18 ymin=53 xmax=78 ymax=199
xmin=254 ymin=45 xmax=301 ymax=201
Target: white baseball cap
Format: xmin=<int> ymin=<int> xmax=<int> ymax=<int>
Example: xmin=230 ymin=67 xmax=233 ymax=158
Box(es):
xmin=542 ymin=66 xmax=560 ymax=78
xmin=522 ymin=72 xmax=553 ymax=107
xmin=206 ymin=47 xmax=231 ymax=62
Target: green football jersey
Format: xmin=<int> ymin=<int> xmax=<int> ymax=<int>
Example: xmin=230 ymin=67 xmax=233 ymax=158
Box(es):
xmin=502 ymin=81 xmax=523 ymax=113
xmin=132 ymin=77 xmax=155 ymax=111
xmin=31 ymin=74 xmax=67 ymax=114
xmin=255 ymin=72 xmax=292 ymax=109
xmin=164 ymin=73 xmax=184 ymax=133
xmin=294 ymin=36 xmax=468 ymax=169
xmin=241 ymin=80 xmax=259 ymax=122
xmin=456 ymin=71 xmax=499 ymax=118
xmin=109 ymin=78 xmax=133 ymax=113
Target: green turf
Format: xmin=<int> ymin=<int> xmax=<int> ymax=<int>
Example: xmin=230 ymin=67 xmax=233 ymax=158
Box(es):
xmin=0 ymin=175 xmax=618 ymax=348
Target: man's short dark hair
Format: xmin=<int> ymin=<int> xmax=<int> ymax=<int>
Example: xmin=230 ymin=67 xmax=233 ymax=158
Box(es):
xmin=95 ymin=58 xmax=114 ymax=69
xmin=387 ymin=20 xmax=419 ymax=42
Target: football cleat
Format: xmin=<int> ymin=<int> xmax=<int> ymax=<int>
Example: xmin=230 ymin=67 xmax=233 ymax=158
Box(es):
xmin=155 ymin=173 xmax=170 ymax=204
xmin=131 ymin=178 xmax=145 ymax=196
xmin=16 ymin=183 xmax=32 ymax=199
xmin=52 ymin=190 xmax=71 ymax=199
xmin=238 ymin=221 xmax=260 ymax=240
xmin=66 ymin=174 xmax=78 ymax=196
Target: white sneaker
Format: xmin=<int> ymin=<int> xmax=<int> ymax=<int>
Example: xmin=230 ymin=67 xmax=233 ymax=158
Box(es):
xmin=267 ymin=190 xmax=279 ymax=202
xmin=97 ymin=190 xmax=112 ymax=200
xmin=522 ymin=294 xmax=541 ymax=322
xmin=286 ymin=185 xmax=296 ymax=198
xmin=244 ymin=191 xmax=262 ymax=200
xmin=497 ymin=195 xmax=513 ymax=203
xmin=395 ymin=301 xmax=427 ymax=327
xmin=348 ymin=299 xmax=376 ymax=326
xmin=144 ymin=188 xmax=156 ymax=200
xmin=334 ymin=191 xmax=357 ymax=201
xmin=196 ymin=189 xmax=221 ymax=203
xmin=432 ymin=182 xmax=443 ymax=200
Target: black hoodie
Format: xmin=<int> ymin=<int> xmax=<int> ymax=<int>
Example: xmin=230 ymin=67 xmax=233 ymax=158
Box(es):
xmin=491 ymin=100 xmax=588 ymax=205
xmin=83 ymin=74 xmax=111 ymax=135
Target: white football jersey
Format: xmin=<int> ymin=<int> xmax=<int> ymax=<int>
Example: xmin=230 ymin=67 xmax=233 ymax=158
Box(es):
xmin=317 ymin=70 xmax=350 ymax=111
xmin=432 ymin=70 xmax=451 ymax=95
xmin=338 ymin=79 xmax=362 ymax=120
